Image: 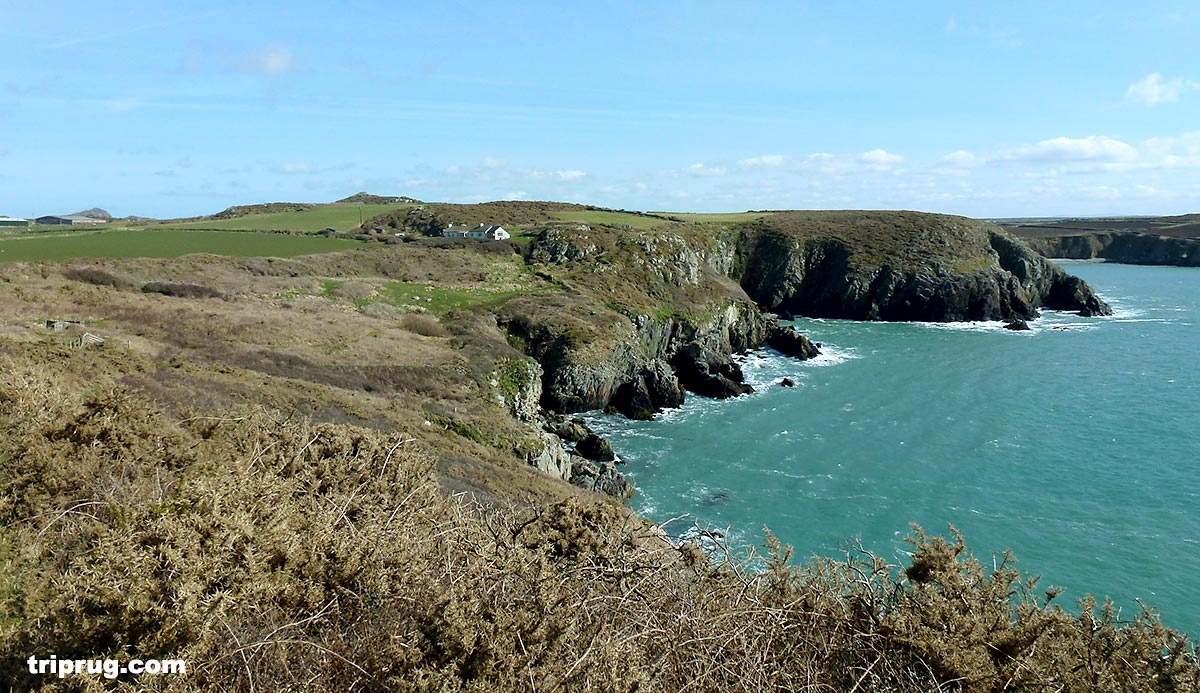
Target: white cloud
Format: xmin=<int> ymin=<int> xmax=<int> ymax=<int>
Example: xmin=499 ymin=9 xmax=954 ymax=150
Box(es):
xmin=941 ymin=150 xmax=981 ymax=167
xmin=738 ymin=154 xmax=786 ymax=169
xmin=553 ymin=169 xmax=586 ymax=181
xmin=857 ymin=149 xmax=904 ymax=169
xmin=240 ymin=44 xmax=294 ymax=76
xmin=685 ymin=163 xmax=727 ymax=177
xmin=281 ymin=162 xmax=314 ymax=174
xmin=481 ymin=156 xmax=507 ymax=169
xmin=1126 ymin=73 xmax=1197 ymax=106
xmin=503 ymin=191 xmax=527 ymax=200
xmin=1002 ymin=136 xmax=1137 ymax=164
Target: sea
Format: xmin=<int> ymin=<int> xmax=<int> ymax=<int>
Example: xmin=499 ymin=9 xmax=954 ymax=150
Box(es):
xmin=587 ymin=261 xmax=1200 ymax=636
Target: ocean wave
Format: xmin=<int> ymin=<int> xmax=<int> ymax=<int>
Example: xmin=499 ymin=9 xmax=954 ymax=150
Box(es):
xmin=917 ymin=320 xmax=1009 ymax=333
xmin=803 ymin=344 xmax=860 ymax=366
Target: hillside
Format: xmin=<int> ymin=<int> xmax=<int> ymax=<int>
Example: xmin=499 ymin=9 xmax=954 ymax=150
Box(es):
xmin=0 ymin=203 xmax=1186 ymax=690
xmin=1004 ymin=214 xmax=1200 ymax=266
xmin=336 ymin=191 xmax=422 ymax=204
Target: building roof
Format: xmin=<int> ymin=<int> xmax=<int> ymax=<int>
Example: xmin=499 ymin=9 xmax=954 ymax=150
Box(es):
xmin=0 ymin=216 xmax=28 ymax=222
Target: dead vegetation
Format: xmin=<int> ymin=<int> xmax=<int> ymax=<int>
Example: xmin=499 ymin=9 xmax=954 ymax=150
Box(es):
xmin=0 ymin=354 xmax=1195 ymax=691
xmin=0 ymin=231 xmax=1196 ymax=691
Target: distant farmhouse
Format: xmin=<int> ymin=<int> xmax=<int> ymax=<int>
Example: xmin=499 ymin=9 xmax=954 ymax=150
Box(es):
xmin=35 ymin=214 xmax=106 ymax=226
xmin=442 ymin=223 xmax=511 ymax=240
xmin=0 ymin=216 xmax=29 ymax=228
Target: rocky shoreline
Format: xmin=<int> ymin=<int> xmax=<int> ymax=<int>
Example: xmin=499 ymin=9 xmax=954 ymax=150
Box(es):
xmin=498 ymin=210 xmax=1112 ymax=498
xmin=1019 ymin=232 xmax=1200 ymax=267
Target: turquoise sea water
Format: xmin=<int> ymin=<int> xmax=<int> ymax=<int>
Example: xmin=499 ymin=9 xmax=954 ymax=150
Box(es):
xmin=588 ymin=262 xmax=1200 ymax=635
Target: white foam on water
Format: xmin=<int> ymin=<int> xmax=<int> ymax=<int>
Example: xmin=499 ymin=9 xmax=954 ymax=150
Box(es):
xmin=803 ymin=343 xmax=860 ymax=366
xmin=918 ymin=320 xmax=1009 ymax=333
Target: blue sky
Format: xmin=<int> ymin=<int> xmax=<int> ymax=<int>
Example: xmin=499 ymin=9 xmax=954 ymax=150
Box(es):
xmin=2 ymin=1 xmax=1198 ymax=218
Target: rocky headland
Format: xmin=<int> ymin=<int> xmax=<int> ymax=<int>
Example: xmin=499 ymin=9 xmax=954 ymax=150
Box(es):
xmin=1004 ymin=214 xmax=1200 ymax=267
xmin=498 ymin=209 xmax=1109 ymax=426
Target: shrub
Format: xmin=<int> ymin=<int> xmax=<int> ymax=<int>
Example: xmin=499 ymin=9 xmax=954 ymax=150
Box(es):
xmin=0 ymin=352 xmax=1196 ymax=691
xmin=399 ymin=313 xmax=448 ymax=338
xmin=141 ymin=282 xmax=224 ymax=299
xmin=63 ymin=266 xmax=135 ymax=289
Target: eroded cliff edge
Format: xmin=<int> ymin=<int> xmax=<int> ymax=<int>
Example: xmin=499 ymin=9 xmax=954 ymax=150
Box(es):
xmin=735 ymin=211 xmax=1111 ymax=321
xmin=499 ymin=210 xmax=1111 ymax=430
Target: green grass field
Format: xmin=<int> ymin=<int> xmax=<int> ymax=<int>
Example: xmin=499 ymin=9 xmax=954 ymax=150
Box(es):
xmin=162 ymin=203 xmax=415 ymax=232
xmin=548 ymin=210 xmax=670 ymax=229
xmin=0 ymin=229 xmax=362 ymax=263
xmin=652 ymin=211 xmax=775 ymax=223
xmin=377 ymin=281 xmax=532 ymax=313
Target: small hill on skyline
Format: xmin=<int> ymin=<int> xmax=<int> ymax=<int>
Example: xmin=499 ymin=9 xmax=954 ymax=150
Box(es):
xmin=335 ymin=191 xmax=421 ymax=205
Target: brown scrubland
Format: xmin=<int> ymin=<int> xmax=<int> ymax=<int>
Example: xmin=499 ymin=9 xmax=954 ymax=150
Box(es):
xmin=0 ymin=207 xmax=1196 ymax=690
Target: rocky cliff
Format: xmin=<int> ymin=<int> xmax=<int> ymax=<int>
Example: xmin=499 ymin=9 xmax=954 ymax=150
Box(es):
xmin=1022 ymin=233 xmax=1200 ymax=267
xmin=499 ymin=211 xmax=1110 ymax=426
xmin=734 ymin=212 xmax=1111 ymax=320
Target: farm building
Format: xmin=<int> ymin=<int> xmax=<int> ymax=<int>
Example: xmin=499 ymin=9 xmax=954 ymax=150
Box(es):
xmin=34 ymin=215 xmax=105 ymax=225
xmin=0 ymin=216 xmax=29 ymax=228
xmin=468 ymin=225 xmax=510 ymax=240
xmin=443 ymin=223 xmax=509 ymax=240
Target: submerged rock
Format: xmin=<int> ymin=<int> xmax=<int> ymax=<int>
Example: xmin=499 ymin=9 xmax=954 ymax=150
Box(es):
xmin=780 ymin=377 xmax=796 ymax=387
xmin=1004 ymin=319 xmax=1031 ymax=331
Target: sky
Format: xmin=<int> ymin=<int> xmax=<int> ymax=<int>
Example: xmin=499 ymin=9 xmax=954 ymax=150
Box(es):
xmin=1 ymin=1 xmax=1198 ymax=219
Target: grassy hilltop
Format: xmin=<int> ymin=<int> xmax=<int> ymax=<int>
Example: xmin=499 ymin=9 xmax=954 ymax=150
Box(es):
xmin=0 ymin=198 xmax=1194 ymax=690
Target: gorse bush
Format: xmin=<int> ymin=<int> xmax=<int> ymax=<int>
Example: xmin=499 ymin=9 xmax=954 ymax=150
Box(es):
xmin=0 ymin=352 xmax=1197 ymax=691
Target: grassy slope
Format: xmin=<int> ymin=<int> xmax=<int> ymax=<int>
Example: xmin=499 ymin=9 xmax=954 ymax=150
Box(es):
xmin=654 ymin=211 xmax=777 ymax=223
xmin=0 ymin=229 xmax=362 ymax=263
xmin=547 ymin=209 xmax=670 ymax=229
xmin=163 ymin=203 xmax=416 ymax=231
xmin=1004 ymin=214 xmax=1200 ymax=240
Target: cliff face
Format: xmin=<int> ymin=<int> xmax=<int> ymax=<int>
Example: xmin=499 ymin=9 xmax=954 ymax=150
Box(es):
xmin=1023 ymin=233 xmax=1200 ymax=267
xmin=501 ymin=227 xmax=783 ymax=419
xmin=500 ymin=291 xmax=775 ymax=419
xmin=734 ymin=212 xmax=1111 ymax=320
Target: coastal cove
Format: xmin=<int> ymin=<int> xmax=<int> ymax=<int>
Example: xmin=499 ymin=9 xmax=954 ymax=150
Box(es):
xmin=588 ymin=261 xmax=1200 ymax=636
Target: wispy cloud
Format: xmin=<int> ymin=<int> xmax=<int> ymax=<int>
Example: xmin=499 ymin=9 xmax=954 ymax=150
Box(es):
xmin=1126 ymin=73 xmax=1198 ymax=106
xmin=944 ymin=16 xmax=1023 ymax=48
xmin=239 ymin=44 xmax=294 ymax=76
xmin=716 ymin=149 xmax=905 ymax=176
xmin=183 ymin=42 xmax=297 ymax=77
xmin=684 ymin=163 xmax=727 ymax=177
xmin=738 ymin=154 xmax=786 ymax=169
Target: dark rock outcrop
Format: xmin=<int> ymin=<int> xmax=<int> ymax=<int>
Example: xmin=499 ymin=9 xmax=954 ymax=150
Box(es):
xmin=570 ymin=459 xmax=632 ymax=499
xmin=575 ymin=433 xmax=615 ymax=462
xmin=671 ymin=342 xmax=753 ymax=399
xmin=780 ymin=378 xmax=796 ymax=387
xmin=544 ymin=415 xmax=591 ymax=443
xmin=1003 ymin=319 xmax=1030 ymax=331
xmin=734 ymin=212 xmax=1111 ymax=322
xmin=609 ymin=359 xmax=684 ymax=420
xmin=501 ymin=296 xmax=773 ymax=417
xmin=986 ymin=231 xmax=1112 ymax=316
xmin=768 ymin=325 xmax=821 ymax=360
